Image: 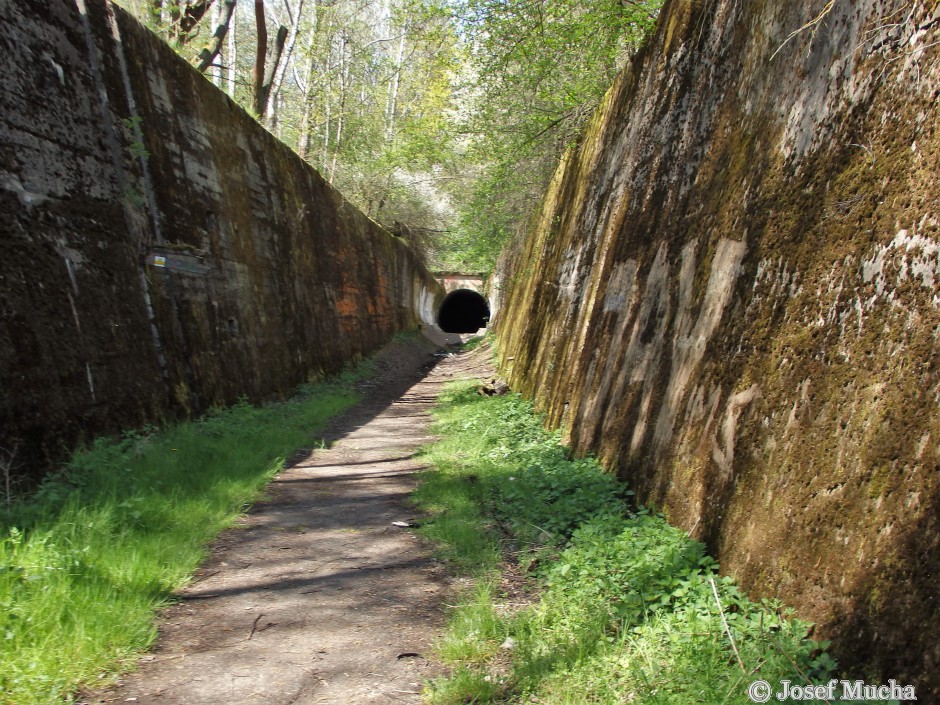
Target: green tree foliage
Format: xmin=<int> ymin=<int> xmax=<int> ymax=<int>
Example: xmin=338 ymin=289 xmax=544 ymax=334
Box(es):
xmin=112 ymin=0 xmax=663 ymax=272
xmin=440 ymin=0 xmax=663 ymax=272
xmin=117 ymin=0 xmax=218 ymax=46
xmin=459 ymin=0 xmax=658 ymax=155
xmin=242 ymin=0 xmax=465 ymax=248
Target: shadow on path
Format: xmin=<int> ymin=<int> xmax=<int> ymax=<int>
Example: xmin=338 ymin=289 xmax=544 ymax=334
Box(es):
xmin=82 ymin=337 xmax=495 ymax=705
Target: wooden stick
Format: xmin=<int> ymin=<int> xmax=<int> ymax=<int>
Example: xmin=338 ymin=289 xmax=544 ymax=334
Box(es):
xmin=709 ymin=577 xmax=746 ymax=673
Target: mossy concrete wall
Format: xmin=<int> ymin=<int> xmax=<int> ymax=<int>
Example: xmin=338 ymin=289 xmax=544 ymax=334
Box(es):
xmin=495 ymin=0 xmax=939 ymax=693
xmin=0 ymin=0 xmax=443 ymax=482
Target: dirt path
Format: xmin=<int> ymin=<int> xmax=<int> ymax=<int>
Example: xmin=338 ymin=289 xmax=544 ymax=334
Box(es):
xmin=84 ymin=338 xmax=494 ymax=705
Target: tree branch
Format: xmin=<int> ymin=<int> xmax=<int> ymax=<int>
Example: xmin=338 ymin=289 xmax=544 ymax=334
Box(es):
xmin=194 ymin=0 xmax=236 ymax=73
xmin=258 ymin=24 xmax=288 ymax=117
xmin=252 ymin=0 xmax=268 ymax=115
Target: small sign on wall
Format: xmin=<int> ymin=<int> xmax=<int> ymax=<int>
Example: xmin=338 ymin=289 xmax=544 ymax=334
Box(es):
xmin=146 ymin=251 xmax=210 ymax=275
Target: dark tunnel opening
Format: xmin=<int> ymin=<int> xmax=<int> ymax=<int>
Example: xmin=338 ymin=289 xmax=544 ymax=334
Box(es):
xmin=436 ymin=289 xmax=490 ymax=334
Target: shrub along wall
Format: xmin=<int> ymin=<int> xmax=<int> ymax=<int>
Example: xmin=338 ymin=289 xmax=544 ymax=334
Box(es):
xmin=495 ymin=0 xmax=939 ymax=695
xmin=0 ymin=0 xmax=443 ymax=484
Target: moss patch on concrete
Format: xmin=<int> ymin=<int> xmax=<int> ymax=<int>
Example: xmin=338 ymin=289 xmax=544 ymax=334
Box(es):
xmin=494 ymin=0 xmax=940 ymax=695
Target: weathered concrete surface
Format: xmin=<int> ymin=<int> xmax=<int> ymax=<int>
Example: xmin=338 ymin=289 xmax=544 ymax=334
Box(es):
xmin=495 ymin=0 xmax=939 ymax=694
xmin=0 ymin=0 xmax=443 ymax=482
xmin=433 ymin=272 xmax=485 ymax=294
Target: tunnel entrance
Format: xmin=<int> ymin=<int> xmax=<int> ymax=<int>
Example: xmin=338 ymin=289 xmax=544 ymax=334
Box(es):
xmin=437 ymin=289 xmax=490 ymax=334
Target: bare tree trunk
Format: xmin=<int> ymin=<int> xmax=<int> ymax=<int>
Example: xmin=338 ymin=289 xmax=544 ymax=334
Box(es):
xmin=267 ymin=79 xmax=280 ymax=132
xmin=227 ymin=5 xmax=236 ymax=97
xmin=273 ymin=93 xmax=285 ymax=138
xmin=252 ymin=0 xmax=288 ymax=118
xmin=297 ymin=54 xmax=315 ymax=160
xmin=194 ymin=0 xmax=236 ymax=73
xmin=296 ymin=1 xmax=322 ymax=161
xmin=322 ymin=81 xmax=331 ymax=165
xmin=321 ymin=17 xmax=334 ymax=167
xmin=178 ymin=0 xmax=214 ymax=40
xmin=210 ymin=1 xmax=222 ymax=85
xmin=252 ymin=0 xmax=268 ymax=115
xmin=327 ymin=33 xmax=349 ymax=184
xmin=148 ymin=0 xmax=163 ymax=27
xmin=167 ymin=0 xmax=182 ymax=43
xmin=259 ymin=25 xmax=288 ymax=117
xmin=384 ymin=29 xmax=406 ymax=144
xmin=265 ymin=0 xmax=305 ymax=128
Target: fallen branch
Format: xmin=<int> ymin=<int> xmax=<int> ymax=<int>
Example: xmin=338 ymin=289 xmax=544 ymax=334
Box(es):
xmin=248 ymin=613 xmax=264 ymax=640
xmin=709 ymin=577 xmax=746 ymax=673
xmin=771 ymin=1 xmax=836 ymax=61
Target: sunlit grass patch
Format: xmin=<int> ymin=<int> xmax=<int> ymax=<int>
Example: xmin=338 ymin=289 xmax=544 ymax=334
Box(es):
xmin=434 ymin=580 xmax=507 ymax=664
xmin=0 ymin=368 xmax=368 ymax=705
xmin=416 ymin=382 xmax=867 ymax=705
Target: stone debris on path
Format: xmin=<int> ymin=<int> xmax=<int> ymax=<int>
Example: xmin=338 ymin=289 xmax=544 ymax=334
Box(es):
xmin=83 ymin=338 xmax=494 ymax=705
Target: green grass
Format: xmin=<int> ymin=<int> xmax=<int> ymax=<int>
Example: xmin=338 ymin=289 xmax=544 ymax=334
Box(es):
xmin=0 ymin=364 xmax=371 ymax=704
xmin=457 ymin=331 xmax=492 ymax=352
xmin=415 ymin=383 xmax=886 ymax=705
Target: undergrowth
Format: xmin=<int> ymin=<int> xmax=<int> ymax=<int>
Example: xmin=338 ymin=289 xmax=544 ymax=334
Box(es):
xmin=0 ymin=363 xmax=372 ymax=705
xmin=457 ymin=331 xmax=492 ymax=353
xmin=415 ymin=381 xmax=888 ymax=705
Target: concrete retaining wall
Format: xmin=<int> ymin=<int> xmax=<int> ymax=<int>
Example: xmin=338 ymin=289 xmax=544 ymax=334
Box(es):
xmin=495 ymin=0 xmax=940 ymax=694
xmin=0 ymin=0 xmax=443 ymax=482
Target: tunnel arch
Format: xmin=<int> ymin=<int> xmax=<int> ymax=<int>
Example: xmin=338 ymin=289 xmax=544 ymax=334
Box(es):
xmin=436 ymin=288 xmax=490 ymax=334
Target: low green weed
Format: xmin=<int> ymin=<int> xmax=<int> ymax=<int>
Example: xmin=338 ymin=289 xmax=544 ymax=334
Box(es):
xmin=457 ymin=331 xmax=491 ymax=352
xmin=418 ymin=384 xmax=884 ymax=705
xmin=0 ymin=371 xmax=365 ymax=704
xmin=434 ymin=580 xmax=508 ymax=664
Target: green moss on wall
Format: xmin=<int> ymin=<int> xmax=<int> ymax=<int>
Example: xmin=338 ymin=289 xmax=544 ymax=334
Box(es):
xmin=495 ymin=0 xmax=940 ymax=695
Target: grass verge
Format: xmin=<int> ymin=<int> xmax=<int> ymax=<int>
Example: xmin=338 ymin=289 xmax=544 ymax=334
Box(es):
xmin=456 ymin=331 xmax=492 ymax=353
xmin=414 ymin=381 xmax=887 ymax=705
xmin=0 ymin=363 xmax=372 ymax=705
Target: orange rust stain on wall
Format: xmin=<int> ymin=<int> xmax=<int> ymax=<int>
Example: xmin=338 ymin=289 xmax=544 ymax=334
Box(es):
xmin=0 ymin=0 xmax=444 ymax=483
